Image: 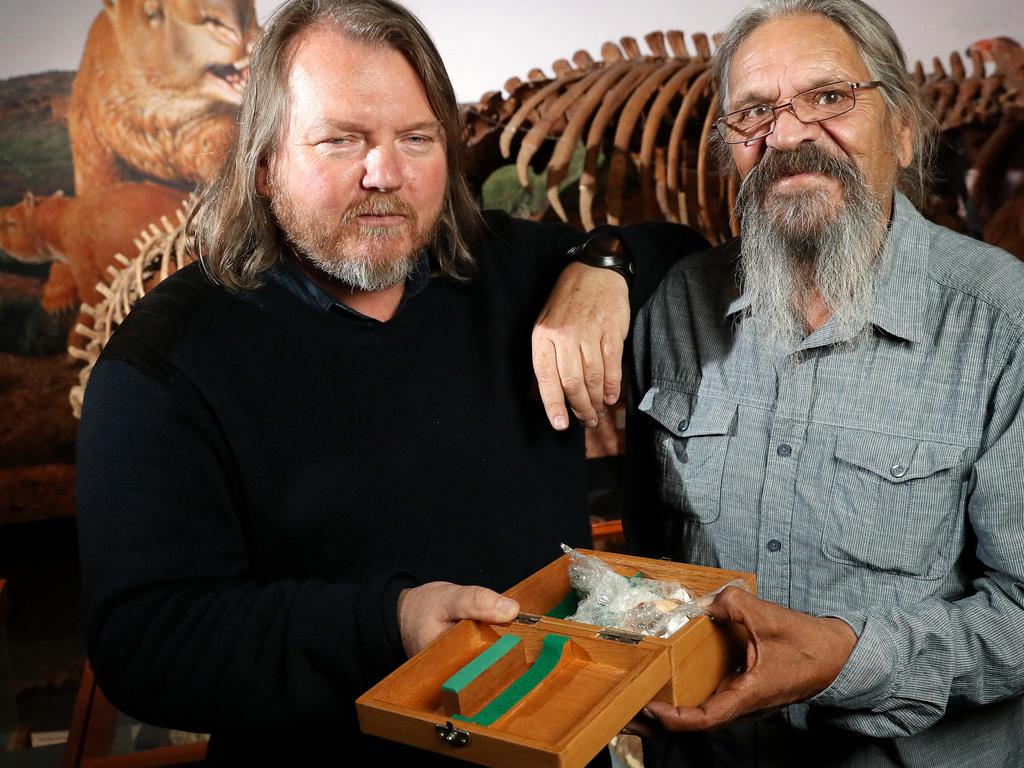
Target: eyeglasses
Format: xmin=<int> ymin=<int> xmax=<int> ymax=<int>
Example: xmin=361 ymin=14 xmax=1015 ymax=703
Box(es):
xmin=715 ymin=80 xmax=883 ymax=144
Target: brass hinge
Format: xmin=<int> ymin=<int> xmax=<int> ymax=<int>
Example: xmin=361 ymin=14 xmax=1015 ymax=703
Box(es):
xmin=513 ymin=612 xmax=543 ymax=625
xmin=597 ymin=628 xmax=643 ymax=645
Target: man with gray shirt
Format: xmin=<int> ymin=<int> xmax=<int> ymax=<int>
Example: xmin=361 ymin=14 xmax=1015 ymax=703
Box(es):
xmin=629 ymin=1 xmax=1024 ymax=765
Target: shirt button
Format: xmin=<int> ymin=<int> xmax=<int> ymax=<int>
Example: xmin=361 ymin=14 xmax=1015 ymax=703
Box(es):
xmin=677 ymin=418 xmax=689 ymax=431
xmin=890 ymin=463 xmax=908 ymax=478
xmin=776 ymin=444 xmax=792 ymax=457
xmin=767 ymin=539 xmax=782 ymax=552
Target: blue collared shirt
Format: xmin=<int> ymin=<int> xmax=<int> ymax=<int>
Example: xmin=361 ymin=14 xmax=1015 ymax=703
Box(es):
xmin=269 ymin=251 xmax=432 ymax=322
xmin=633 ymin=193 xmax=1024 ymax=767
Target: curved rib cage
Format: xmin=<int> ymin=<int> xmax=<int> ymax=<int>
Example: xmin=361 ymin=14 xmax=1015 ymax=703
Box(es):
xmin=68 ymin=203 xmax=195 ymax=418
xmin=464 ymin=31 xmax=735 ymax=242
xmin=67 ymin=33 xmax=1022 ymax=417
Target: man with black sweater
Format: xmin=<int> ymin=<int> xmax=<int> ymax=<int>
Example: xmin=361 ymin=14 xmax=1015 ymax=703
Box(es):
xmin=75 ymin=0 xmax=706 ymax=763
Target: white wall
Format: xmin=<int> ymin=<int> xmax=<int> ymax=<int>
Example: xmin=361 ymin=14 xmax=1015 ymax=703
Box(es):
xmin=390 ymin=0 xmax=1024 ymax=102
xmin=1 ymin=0 xmax=1021 ymax=101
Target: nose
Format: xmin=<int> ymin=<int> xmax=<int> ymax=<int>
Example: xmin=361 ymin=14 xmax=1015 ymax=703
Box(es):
xmin=362 ymin=145 xmax=404 ymax=192
xmin=765 ymin=105 xmax=820 ymax=152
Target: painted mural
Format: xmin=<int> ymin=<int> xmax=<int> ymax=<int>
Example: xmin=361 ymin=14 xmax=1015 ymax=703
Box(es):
xmin=0 ymin=0 xmax=259 ymax=523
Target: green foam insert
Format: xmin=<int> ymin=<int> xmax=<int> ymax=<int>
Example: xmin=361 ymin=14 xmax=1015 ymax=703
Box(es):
xmin=545 ymin=589 xmax=578 ymax=619
xmin=453 ymin=634 xmax=570 ymax=727
xmin=441 ymin=634 xmax=521 ymax=694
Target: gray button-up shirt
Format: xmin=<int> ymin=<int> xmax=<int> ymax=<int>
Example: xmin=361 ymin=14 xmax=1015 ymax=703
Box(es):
xmin=632 ymin=193 xmax=1024 ymax=768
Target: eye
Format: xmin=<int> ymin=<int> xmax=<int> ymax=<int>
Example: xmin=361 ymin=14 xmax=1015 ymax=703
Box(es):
xmin=813 ymin=90 xmax=846 ymax=106
xmin=202 ymin=15 xmax=229 ymax=30
xmin=143 ymin=0 xmax=164 ymax=23
xmin=733 ymin=104 xmax=773 ymax=126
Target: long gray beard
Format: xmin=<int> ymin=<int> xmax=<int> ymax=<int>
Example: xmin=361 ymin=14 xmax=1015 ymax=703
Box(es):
xmin=735 ymin=144 xmax=889 ymax=353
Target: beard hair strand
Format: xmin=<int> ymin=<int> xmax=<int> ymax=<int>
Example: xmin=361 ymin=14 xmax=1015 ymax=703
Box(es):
xmin=270 ymin=185 xmax=432 ymax=293
xmin=734 ymin=144 xmax=889 ymax=353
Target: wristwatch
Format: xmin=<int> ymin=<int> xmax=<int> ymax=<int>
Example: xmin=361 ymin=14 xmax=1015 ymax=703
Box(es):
xmin=567 ymin=232 xmax=634 ymax=286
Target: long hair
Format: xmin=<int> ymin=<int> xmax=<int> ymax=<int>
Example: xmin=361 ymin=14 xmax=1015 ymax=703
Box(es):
xmin=710 ymin=0 xmax=937 ymax=207
xmin=188 ymin=0 xmax=481 ymax=290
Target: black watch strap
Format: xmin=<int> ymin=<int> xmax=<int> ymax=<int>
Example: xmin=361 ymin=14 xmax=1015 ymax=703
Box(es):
xmin=567 ymin=232 xmax=634 ymax=286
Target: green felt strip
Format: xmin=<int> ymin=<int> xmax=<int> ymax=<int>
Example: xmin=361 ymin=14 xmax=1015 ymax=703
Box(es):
xmin=545 ymin=589 xmax=578 ymax=619
xmin=453 ymin=634 xmax=570 ymax=727
xmin=441 ymin=634 xmax=521 ymax=694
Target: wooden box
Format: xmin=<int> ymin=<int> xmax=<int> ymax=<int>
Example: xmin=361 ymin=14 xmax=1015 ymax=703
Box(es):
xmin=356 ymin=550 xmax=755 ymax=768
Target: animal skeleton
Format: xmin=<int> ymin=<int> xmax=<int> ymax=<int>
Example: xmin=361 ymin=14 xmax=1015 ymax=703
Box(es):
xmin=68 ymin=204 xmax=194 ymax=418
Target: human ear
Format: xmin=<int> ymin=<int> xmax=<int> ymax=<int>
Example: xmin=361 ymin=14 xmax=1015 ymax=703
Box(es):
xmin=256 ymin=159 xmax=269 ymax=197
xmin=894 ymin=118 xmax=914 ymax=170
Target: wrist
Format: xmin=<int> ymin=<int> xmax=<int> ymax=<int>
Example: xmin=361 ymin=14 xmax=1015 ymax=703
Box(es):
xmin=567 ymin=232 xmax=634 ymax=286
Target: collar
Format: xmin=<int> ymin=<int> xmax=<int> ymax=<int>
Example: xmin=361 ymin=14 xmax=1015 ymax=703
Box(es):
xmin=270 ymin=250 xmax=432 ymax=322
xmin=866 ymin=192 xmax=929 ymax=344
xmin=722 ymin=192 xmax=930 ymax=345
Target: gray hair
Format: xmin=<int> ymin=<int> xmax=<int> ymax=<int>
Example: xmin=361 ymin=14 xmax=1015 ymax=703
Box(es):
xmin=189 ymin=0 xmax=481 ymax=291
xmin=710 ymin=0 xmax=936 ymax=206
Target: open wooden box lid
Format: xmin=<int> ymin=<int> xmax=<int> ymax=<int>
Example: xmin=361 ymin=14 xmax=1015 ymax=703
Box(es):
xmin=356 ymin=550 xmax=755 ymax=768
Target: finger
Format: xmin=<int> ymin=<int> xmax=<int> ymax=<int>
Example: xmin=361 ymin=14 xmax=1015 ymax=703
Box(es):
xmin=532 ymin=335 xmax=570 ymax=430
xmin=601 ymin=332 xmax=624 ymax=406
xmin=556 ymin=341 xmax=599 ymax=428
xmin=621 ymin=717 xmax=656 ymax=739
xmin=703 ymin=585 xmax=755 ymax=624
xmin=645 ymin=687 xmax=750 ymax=732
xmin=580 ymin=338 xmax=606 ymax=421
xmin=445 ymin=585 xmax=520 ymax=625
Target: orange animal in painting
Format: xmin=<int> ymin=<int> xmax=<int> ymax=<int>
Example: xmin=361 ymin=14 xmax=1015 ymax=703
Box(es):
xmin=68 ymin=0 xmax=259 ymax=193
xmin=0 ymin=183 xmax=189 ymax=331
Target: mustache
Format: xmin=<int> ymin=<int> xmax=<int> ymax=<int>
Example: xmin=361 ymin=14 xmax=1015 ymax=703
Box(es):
xmin=342 ymin=192 xmax=417 ymax=223
xmin=742 ymin=144 xmax=861 ymax=192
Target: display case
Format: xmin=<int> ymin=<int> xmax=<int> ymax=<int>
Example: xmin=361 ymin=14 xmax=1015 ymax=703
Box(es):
xmin=357 ymin=550 xmax=755 ymax=768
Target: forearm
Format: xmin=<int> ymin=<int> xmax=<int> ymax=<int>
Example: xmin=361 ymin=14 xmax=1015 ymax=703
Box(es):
xmin=811 ymin=575 xmax=1024 ymax=737
xmin=77 ymin=359 xmax=411 ymax=730
xmin=89 ymin=572 xmax=411 ymax=732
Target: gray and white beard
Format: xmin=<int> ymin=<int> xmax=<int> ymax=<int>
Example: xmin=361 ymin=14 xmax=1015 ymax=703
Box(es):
xmin=271 ymin=189 xmax=430 ymax=293
xmin=735 ymin=144 xmax=890 ymax=353
xmin=298 ymin=227 xmax=418 ymax=293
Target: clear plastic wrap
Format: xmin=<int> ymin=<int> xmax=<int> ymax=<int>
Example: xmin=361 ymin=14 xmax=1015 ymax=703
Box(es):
xmin=560 ymin=544 xmax=748 ymax=638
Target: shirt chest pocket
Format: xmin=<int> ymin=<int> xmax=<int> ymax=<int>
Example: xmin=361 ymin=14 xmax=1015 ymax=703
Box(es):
xmin=822 ymin=432 xmax=966 ymax=580
xmin=640 ymin=387 xmax=738 ymax=524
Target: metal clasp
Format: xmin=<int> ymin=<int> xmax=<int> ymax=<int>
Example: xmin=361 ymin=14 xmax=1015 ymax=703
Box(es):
xmin=513 ymin=612 xmax=543 ymax=625
xmin=597 ymin=628 xmax=643 ymax=645
xmin=435 ymin=721 xmax=471 ymax=748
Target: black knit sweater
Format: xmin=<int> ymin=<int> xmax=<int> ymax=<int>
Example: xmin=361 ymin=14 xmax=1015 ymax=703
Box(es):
xmin=75 ymin=211 xmax=706 ymax=763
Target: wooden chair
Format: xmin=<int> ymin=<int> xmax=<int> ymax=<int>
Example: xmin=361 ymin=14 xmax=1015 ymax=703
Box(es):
xmin=61 ymin=662 xmax=206 ymax=768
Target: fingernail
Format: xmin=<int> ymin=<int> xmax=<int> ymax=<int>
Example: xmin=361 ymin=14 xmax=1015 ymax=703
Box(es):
xmin=498 ymin=598 xmax=518 ymax=614
xmin=554 ymin=415 xmax=568 ymax=430
xmin=584 ymin=419 xmax=598 ymax=428
xmin=641 ymin=707 xmax=655 ymax=720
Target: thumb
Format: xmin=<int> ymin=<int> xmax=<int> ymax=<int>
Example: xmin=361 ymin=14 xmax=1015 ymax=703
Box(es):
xmin=445 ymin=585 xmax=520 ymax=624
xmin=702 ymin=585 xmax=752 ymax=624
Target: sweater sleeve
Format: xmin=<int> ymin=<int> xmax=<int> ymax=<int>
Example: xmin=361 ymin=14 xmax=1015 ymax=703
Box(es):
xmin=592 ymin=221 xmax=710 ymax=316
xmin=76 ymin=357 xmax=414 ymax=733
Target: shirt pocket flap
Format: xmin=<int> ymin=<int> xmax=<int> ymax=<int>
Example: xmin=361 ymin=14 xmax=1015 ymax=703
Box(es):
xmin=834 ymin=432 xmax=965 ymax=484
xmin=639 ymin=387 xmax=737 ymax=438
